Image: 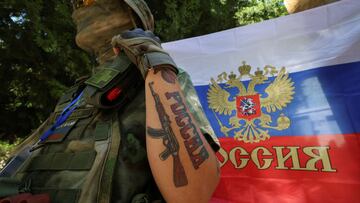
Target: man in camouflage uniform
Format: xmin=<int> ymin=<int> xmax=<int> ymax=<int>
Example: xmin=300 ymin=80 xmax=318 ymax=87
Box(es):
xmin=0 ymin=0 xmax=220 ymax=202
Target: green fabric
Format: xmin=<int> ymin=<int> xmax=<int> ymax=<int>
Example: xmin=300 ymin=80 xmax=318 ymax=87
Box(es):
xmin=26 ymin=151 xmax=96 ymax=171
xmin=98 ymin=114 xmax=121 ymax=203
xmin=52 ymin=108 xmax=93 ymax=123
xmin=54 ymin=83 xmax=84 ymax=112
xmin=56 ymin=190 xmax=79 ymax=203
xmin=0 ymin=177 xmax=21 ymax=198
xmin=7 ymin=56 xmax=215 ymax=203
xmin=51 ymin=153 xmax=71 ymax=170
xmin=131 ymin=193 xmax=149 ymax=203
xmin=32 ymin=188 xmax=80 ymax=203
xmin=94 ymin=122 xmax=111 ymax=141
xmin=68 ymin=108 xmax=93 ymax=120
xmin=28 ymin=154 xmax=54 ymax=170
xmin=54 ymin=102 xmax=70 ymax=113
xmin=125 ymin=133 xmax=146 ymax=164
xmin=85 ymin=68 xmax=120 ymax=89
xmin=83 ymin=86 xmax=97 ymax=99
xmin=84 ymin=55 xmax=138 ymax=109
xmin=146 ymin=52 xmax=177 ymax=71
xmin=69 ymin=151 xmax=97 ymax=170
xmin=85 ymin=54 xmax=133 ymax=90
xmin=57 ymin=86 xmax=78 ymax=105
xmin=108 ymin=54 xmax=132 ymax=72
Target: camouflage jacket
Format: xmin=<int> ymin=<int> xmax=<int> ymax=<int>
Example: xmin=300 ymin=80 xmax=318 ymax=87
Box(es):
xmin=3 ymin=55 xmax=218 ymax=203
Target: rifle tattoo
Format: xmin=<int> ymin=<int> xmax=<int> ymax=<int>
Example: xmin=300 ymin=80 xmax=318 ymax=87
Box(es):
xmin=165 ymin=91 xmax=209 ymax=169
xmin=147 ymin=82 xmax=188 ymax=187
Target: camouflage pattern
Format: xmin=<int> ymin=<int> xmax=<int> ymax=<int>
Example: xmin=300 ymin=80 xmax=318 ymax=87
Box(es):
xmin=72 ymin=0 xmax=134 ymax=57
xmin=6 ymin=56 xmax=216 ymax=202
xmin=2 ymin=1 xmax=217 ymax=202
xmin=124 ymin=0 xmax=154 ymax=31
xmin=71 ymin=0 xmax=154 ymax=64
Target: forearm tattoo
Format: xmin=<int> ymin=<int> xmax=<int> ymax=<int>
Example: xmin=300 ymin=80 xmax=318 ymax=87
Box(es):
xmin=147 ymin=82 xmax=188 ymax=187
xmin=165 ymin=91 xmax=209 ymax=169
xmin=147 ymin=70 xmax=209 ymax=187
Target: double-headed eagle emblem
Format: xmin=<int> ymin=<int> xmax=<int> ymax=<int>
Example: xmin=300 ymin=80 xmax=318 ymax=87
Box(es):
xmin=207 ymin=62 xmax=295 ymax=143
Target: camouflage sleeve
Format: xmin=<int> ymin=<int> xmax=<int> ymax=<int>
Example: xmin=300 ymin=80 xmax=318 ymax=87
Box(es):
xmin=177 ymin=68 xmax=220 ymax=152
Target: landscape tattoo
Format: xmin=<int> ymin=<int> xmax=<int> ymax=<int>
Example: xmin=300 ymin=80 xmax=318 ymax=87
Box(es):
xmin=147 ymin=82 xmax=188 ymax=187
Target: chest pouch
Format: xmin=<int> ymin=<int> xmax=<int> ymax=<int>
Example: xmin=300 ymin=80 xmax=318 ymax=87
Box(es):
xmin=84 ymin=55 xmax=143 ymax=109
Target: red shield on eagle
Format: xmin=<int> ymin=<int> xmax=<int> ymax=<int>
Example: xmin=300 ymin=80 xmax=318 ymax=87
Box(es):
xmin=236 ymin=94 xmax=261 ymax=120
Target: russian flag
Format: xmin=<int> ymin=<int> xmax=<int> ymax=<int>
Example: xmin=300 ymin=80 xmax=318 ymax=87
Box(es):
xmin=164 ymin=0 xmax=360 ymax=202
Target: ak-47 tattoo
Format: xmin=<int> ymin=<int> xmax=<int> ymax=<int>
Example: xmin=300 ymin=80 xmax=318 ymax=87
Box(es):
xmin=165 ymin=91 xmax=209 ymax=169
xmin=147 ymin=82 xmax=188 ymax=187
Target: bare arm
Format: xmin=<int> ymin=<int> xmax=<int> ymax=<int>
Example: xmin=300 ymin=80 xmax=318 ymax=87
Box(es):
xmin=111 ymin=29 xmax=220 ymax=201
xmin=145 ymin=67 xmax=220 ymax=203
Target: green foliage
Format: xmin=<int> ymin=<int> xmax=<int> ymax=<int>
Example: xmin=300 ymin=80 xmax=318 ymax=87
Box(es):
xmin=0 ymin=140 xmax=21 ymax=169
xmin=0 ymin=0 xmax=91 ymax=141
xmin=0 ymin=0 xmax=286 ymax=144
xmin=147 ymin=0 xmax=287 ymax=42
xmin=236 ymin=0 xmax=288 ymax=26
xmin=147 ymin=0 xmax=248 ymax=42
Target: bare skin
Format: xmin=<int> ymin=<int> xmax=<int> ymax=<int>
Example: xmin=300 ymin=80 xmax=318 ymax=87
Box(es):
xmin=145 ymin=68 xmax=220 ymax=203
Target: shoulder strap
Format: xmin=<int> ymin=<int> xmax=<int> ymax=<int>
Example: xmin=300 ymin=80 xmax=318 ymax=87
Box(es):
xmin=76 ymin=113 xmax=122 ymax=203
xmin=97 ymin=113 xmax=121 ymax=203
xmin=83 ymin=55 xmax=143 ymax=109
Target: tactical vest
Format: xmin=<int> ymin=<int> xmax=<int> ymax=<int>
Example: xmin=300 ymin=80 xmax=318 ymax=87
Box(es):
xmin=1 ymin=55 xmax=218 ymax=203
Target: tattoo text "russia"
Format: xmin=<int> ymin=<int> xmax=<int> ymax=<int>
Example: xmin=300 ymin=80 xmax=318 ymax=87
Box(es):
xmin=165 ymin=91 xmax=209 ymax=169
